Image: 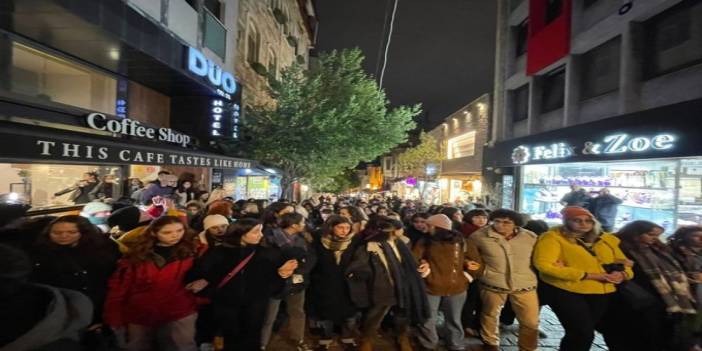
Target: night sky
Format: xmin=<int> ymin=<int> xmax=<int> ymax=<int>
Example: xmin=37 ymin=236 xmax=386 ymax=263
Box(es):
xmin=315 ymin=0 xmax=497 ymax=131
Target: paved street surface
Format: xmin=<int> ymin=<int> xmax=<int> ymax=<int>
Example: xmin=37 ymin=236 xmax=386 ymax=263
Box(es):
xmin=267 ymin=307 xmax=609 ymax=350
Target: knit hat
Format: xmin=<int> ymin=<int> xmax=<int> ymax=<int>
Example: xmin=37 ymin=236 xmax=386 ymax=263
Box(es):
xmin=561 ymin=206 xmax=594 ymax=220
xmin=81 ymin=201 xmax=112 ymax=216
xmin=426 ymin=214 xmax=453 ymax=231
xmin=108 ymin=206 xmax=141 ymax=232
xmin=203 ymin=214 xmax=229 ymax=230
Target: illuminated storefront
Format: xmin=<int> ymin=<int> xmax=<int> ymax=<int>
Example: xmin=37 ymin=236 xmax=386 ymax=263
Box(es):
xmin=484 ymin=99 xmax=702 ymax=233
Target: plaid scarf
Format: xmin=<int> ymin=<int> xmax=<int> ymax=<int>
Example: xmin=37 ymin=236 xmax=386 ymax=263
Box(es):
xmin=625 ymin=244 xmax=697 ymax=314
xmin=321 ymin=233 xmax=356 ymax=264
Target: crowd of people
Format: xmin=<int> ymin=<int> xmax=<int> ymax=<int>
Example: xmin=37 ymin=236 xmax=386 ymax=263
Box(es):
xmin=1 ymin=188 xmax=702 ymax=351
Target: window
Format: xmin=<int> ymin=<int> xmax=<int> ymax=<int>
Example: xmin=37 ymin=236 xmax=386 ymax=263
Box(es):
xmin=447 ymin=132 xmax=476 ymax=159
xmin=184 ymin=0 xmax=198 ymax=10
xmin=0 ymin=163 xmax=123 ymax=210
xmin=644 ymin=1 xmax=702 ymax=78
xmin=204 ymin=10 xmax=226 ymax=59
xmin=204 ymin=0 xmax=223 ymax=21
xmin=546 ymin=0 xmax=563 ymax=24
xmin=511 ymin=84 xmax=530 ymax=122
xmin=540 ymin=67 xmax=565 ymax=113
xmin=515 ymin=20 xmax=529 ymax=57
xmin=8 ymin=43 xmax=117 ymax=114
xmin=581 ymin=37 xmax=621 ymax=100
xmin=246 ymin=26 xmax=260 ymax=64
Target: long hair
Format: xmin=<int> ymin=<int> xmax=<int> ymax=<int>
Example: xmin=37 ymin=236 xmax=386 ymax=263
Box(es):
xmin=262 ymin=202 xmax=294 ymax=227
xmin=124 ymin=216 xmax=196 ymax=263
xmin=616 ymin=220 xmax=667 ymax=251
xmin=669 ymin=225 xmax=702 ymax=249
xmin=340 ymin=206 xmax=367 ymax=224
xmin=36 ymin=215 xmax=106 ymax=251
xmin=222 ymin=218 xmax=261 ymax=246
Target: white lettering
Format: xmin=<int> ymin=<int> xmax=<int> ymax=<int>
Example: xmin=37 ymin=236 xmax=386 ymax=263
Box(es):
xmin=36 ymin=140 xmax=55 ymax=155
xmin=98 ymin=147 xmax=108 ymax=160
xmin=62 ymin=143 xmax=80 ymax=158
xmin=628 ymin=137 xmax=651 ymax=152
xmin=652 ymin=134 xmax=675 ymax=149
xmin=119 ymin=150 xmax=130 ymax=161
xmin=85 ymin=145 xmax=94 ymax=159
xmin=86 ymin=113 xmax=106 ymax=130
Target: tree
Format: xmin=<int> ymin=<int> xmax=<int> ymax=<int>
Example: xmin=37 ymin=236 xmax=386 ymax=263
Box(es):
xmin=397 ymin=131 xmax=443 ymax=178
xmin=243 ymin=48 xmax=420 ymax=197
xmin=308 ymin=168 xmax=361 ymax=194
xmin=396 ymin=131 xmax=443 ymax=201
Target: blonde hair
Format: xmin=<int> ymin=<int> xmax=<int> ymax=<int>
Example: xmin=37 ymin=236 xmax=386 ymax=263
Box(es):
xmin=206 ymin=188 xmax=228 ymax=206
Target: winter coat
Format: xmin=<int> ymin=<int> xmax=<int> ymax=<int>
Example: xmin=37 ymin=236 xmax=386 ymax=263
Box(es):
xmin=186 ymin=245 xmax=285 ymax=306
xmin=308 ymin=235 xmax=362 ymax=322
xmin=532 ymin=227 xmax=633 ymax=294
xmin=413 ymin=232 xmax=475 ymax=296
xmin=460 ymin=223 xmax=482 ymax=237
xmin=54 ymin=182 xmax=99 ymax=204
xmin=29 ymin=240 xmax=120 ymax=323
xmin=466 ymin=226 xmax=538 ymax=292
xmin=103 ymin=255 xmax=198 ymax=327
xmin=266 ymin=228 xmax=317 ymax=296
xmin=1 ymin=284 xmax=92 ymax=351
xmin=589 ymin=194 xmax=623 ymax=228
xmin=139 ymin=183 xmax=174 ymax=204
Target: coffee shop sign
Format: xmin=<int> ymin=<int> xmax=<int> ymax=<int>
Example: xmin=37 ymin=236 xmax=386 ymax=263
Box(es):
xmin=511 ymin=133 xmax=675 ymax=164
xmin=86 ymin=113 xmax=192 ymax=147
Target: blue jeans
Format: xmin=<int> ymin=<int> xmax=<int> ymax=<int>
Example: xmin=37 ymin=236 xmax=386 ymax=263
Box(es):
xmin=417 ymin=292 xmax=467 ymax=350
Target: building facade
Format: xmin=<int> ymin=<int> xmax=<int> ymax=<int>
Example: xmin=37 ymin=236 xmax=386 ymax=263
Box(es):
xmin=0 ymin=0 xmax=268 ymax=213
xmin=486 ymin=0 xmax=702 ymax=232
xmin=235 ymin=0 xmax=317 ymax=108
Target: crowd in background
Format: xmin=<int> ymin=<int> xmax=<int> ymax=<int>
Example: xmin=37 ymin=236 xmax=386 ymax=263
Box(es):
xmin=1 ymin=182 xmax=702 ymax=351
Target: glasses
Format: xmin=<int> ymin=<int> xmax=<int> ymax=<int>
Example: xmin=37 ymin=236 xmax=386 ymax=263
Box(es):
xmin=568 ymin=218 xmax=595 ymax=224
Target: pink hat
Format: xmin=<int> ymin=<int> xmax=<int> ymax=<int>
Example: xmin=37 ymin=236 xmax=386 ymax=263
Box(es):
xmin=426 ymin=214 xmax=453 ymax=231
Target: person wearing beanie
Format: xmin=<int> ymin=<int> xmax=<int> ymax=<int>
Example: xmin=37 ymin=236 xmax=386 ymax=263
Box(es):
xmin=1 ymin=243 xmax=93 ymax=351
xmin=413 ymin=214 xmax=481 ymax=351
xmin=533 ymin=206 xmax=633 ymax=351
xmin=80 ymin=201 xmax=113 ymax=233
xmin=465 ymin=208 xmax=539 ymax=351
xmin=198 ymin=214 xmax=230 ymax=252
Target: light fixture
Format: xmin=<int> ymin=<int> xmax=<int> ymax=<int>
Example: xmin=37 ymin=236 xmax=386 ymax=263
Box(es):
xmin=244 ymin=168 xmax=252 ymax=174
xmin=265 ymin=168 xmax=276 ymax=174
xmin=108 ymin=48 xmax=120 ymax=60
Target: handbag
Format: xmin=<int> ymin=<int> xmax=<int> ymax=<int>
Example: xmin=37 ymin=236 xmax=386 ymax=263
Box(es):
xmin=615 ymin=280 xmax=658 ymax=310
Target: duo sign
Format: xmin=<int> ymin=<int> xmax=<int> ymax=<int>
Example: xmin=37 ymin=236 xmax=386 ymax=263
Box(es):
xmin=511 ymin=133 xmax=676 ymax=165
xmin=187 ymin=46 xmax=237 ymax=98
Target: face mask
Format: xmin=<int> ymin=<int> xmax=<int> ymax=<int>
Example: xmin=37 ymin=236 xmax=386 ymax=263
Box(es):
xmin=88 ymin=216 xmax=107 ymax=225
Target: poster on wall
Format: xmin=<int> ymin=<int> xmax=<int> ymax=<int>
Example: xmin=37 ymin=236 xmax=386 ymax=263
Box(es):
xmin=248 ymin=176 xmax=269 ymax=199
xmin=269 ymin=177 xmax=281 ymax=201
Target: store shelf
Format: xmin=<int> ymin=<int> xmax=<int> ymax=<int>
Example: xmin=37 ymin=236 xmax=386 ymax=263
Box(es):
xmin=523 ymin=183 xmax=671 ymax=191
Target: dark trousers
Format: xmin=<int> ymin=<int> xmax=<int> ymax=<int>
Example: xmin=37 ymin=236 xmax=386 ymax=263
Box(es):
xmin=216 ymin=299 xmax=269 ymax=351
xmin=195 ymin=303 xmax=216 ymax=345
xmin=601 ymin=296 xmax=678 ymax=351
xmin=541 ymin=283 xmax=611 ymax=351
xmin=462 ymin=282 xmax=482 ymax=330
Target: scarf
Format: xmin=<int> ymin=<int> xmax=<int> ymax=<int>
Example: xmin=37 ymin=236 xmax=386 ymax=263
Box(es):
xmin=321 ymin=233 xmax=355 ymax=264
xmin=625 ymin=244 xmax=697 ymax=314
xmin=559 ymin=225 xmax=602 ymax=245
xmin=379 ymin=239 xmax=430 ymax=325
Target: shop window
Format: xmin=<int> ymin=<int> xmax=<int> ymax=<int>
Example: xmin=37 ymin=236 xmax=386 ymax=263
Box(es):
xmin=447 ymin=131 xmax=476 ymax=159
xmin=644 ymin=1 xmax=702 ymax=79
xmin=580 ymin=37 xmax=621 ymax=100
xmin=0 ymin=163 xmax=123 ymax=211
xmin=520 ymin=160 xmax=679 ymax=233
xmin=678 ymin=158 xmax=702 ymax=227
xmin=546 ymin=0 xmax=564 ymax=24
xmin=8 ymin=43 xmax=117 ymax=114
xmin=204 ymin=0 xmax=223 ymax=21
xmin=511 ymin=84 xmax=530 ymax=122
xmin=514 ymin=20 xmax=529 ymax=58
xmin=540 ymin=67 xmax=565 ymax=113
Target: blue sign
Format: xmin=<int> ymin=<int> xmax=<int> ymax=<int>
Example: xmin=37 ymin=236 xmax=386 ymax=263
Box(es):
xmin=187 ymin=46 xmax=237 ymax=95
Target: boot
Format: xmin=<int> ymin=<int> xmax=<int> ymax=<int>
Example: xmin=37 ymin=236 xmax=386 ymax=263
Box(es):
xmin=397 ymin=333 xmax=413 ymax=351
xmin=358 ymin=337 xmax=373 ymax=351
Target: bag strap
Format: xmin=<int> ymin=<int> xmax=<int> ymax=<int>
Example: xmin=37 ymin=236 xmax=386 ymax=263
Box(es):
xmin=217 ymin=251 xmax=255 ymax=289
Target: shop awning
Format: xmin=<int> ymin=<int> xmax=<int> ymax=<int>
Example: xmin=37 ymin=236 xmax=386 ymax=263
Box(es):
xmin=0 ymin=121 xmax=256 ymax=170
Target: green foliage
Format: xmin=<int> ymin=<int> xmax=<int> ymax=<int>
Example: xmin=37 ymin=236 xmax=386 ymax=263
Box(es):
xmin=308 ymin=168 xmax=361 ymax=193
xmin=397 ymin=131 xmax=443 ymax=177
xmin=250 ymin=62 xmax=268 ymax=76
xmin=244 ymin=48 xmax=420 ymax=193
xmin=273 ymin=8 xmax=287 ymax=24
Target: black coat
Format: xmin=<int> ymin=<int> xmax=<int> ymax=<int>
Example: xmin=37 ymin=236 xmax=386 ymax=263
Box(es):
xmin=29 ymin=239 xmax=120 ymax=323
xmin=187 ymin=245 xmax=286 ymax=306
xmin=308 ymin=236 xmax=361 ymax=322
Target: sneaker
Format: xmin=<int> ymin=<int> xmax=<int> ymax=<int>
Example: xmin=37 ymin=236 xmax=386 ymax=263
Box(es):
xmin=296 ymin=341 xmax=314 ymax=351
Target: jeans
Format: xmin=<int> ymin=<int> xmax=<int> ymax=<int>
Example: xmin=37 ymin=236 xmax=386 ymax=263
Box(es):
xmin=318 ymin=316 xmax=359 ymax=344
xmin=417 ymin=292 xmax=467 ymax=350
xmin=480 ymin=289 xmax=539 ymax=351
xmin=541 ymin=283 xmax=611 ymax=351
xmin=125 ymin=313 xmax=198 ymax=351
xmin=260 ymin=291 xmax=307 ymax=346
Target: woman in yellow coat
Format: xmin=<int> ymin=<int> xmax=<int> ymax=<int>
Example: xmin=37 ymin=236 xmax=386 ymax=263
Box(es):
xmin=533 ymin=206 xmax=633 ymax=351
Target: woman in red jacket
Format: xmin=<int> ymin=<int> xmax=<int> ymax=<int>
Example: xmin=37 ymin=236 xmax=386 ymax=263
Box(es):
xmin=104 ymin=216 xmax=199 ymax=351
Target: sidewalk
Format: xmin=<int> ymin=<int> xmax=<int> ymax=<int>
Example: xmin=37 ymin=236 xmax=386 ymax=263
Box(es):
xmin=267 ymin=307 xmax=608 ymax=350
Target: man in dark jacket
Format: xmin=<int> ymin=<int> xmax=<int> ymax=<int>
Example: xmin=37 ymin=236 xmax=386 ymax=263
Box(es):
xmin=560 ymin=184 xmax=591 ymax=208
xmin=588 ymin=188 xmax=623 ymax=232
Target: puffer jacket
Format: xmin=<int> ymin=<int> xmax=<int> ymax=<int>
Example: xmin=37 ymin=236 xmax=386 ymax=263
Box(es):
xmin=413 ymin=230 xmax=476 ymax=296
xmin=466 ymin=226 xmax=538 ymax=292
xmin=103 ymin=256 xmax=198 ymax=327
